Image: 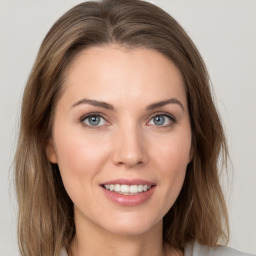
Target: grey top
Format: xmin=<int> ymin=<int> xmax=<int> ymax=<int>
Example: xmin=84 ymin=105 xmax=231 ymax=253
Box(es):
xmin=184 ymin=241 xmax=254 ymax=256
xmin=61 ymin=241 xmax=255 ymax=256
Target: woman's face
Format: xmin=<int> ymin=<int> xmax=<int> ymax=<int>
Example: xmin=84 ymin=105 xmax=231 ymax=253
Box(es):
xmin=47 ymin=44 xmax=192 ymax=236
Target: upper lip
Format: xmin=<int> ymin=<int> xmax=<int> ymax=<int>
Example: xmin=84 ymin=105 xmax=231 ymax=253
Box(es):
xmin=100 ymin=178 xmax=156 ymax=186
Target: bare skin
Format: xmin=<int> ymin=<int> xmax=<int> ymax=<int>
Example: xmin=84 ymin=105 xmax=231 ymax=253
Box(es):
xmin=47 ymin=44 xmax=190 ymax=256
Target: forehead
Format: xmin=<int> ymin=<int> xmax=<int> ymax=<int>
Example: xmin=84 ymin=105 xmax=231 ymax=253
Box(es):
xmin=61 ymin=44 xmax=187 ymax=108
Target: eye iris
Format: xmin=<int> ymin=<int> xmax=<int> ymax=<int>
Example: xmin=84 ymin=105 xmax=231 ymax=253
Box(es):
xmin=88 ymin=116 xmax=101 ymax=126
xmin=154 ymin=115 xmax=165 ymax=125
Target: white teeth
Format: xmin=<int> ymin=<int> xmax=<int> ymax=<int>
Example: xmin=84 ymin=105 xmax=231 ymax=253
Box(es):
xmin=103 ymin=184 xmax=152 ymax=194
xmin=129 ymin=185 xmax=137 ymax=193
xmin=121 ymin=184 xmax=130 ymax=193
xmin=138 ymin=185 xmax=144 ymax=192
xmin=114 ymin=184 xmax=120 ymax=192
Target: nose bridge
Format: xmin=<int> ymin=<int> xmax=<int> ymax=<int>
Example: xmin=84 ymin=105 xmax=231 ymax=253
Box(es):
xmin=112 ymin=121 xmax=148 ymax=167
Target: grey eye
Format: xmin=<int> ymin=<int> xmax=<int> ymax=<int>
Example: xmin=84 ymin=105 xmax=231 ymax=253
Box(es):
xmin=153 ymin=115 xmax=166 ymax=125
xmin=149 ymin=114 xmax=173 ymax=126
xmin=88 ymin=116 xmax=101 ymax=126
xmin=83 ymin=115 xmax=106 ymax=127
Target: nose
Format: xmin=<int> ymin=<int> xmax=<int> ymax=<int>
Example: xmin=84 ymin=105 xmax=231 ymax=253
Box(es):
xmin=112 ymin=124 xmax=149 ymax=168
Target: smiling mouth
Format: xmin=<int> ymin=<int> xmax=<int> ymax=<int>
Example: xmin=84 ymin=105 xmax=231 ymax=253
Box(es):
xmin=102 ymin=184 xmax=153 ymax=195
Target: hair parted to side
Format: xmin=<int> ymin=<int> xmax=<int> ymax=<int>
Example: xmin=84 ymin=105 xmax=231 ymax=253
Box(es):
xmin=15 ymin=0 xmax=229 ymax=255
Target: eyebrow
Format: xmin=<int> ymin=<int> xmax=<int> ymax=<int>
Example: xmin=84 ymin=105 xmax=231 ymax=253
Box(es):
xmin=71 ymin=99 xmax=115 ymax=110
xmin=71 ymin=98 xmax=184 ymax=111
xmin=146 ymin=98 xmax=184 ymax=111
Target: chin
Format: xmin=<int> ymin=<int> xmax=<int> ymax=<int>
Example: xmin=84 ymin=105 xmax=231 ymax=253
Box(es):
xmin=100 ymin=213 xmax=162 ymax=236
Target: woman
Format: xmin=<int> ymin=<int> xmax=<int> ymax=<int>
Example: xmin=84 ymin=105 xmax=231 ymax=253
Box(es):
xmin=14 ymin=0 xmax=254 ymax=256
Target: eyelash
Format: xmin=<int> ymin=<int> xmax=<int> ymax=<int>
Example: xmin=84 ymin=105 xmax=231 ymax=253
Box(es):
xmin=80 ymin=112 xmax=176 ymax=128
xmin=80 ymin=112 xmax=108 ymax=128
xmin=147 ymin=112 xmax=176 ymax=127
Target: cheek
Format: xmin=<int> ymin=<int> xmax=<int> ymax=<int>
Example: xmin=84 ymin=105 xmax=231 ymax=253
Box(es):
xmin=159 ymin=147 xmax=187 ymax=191
xmin=53 ymin=129 xmax=109 ymax=203
xmin=155 ymin=131 xmax=191 ymax=172
xmin=56 ymin=137 xmax=87 ymax=175
xmin=53 ymin=130 xmax=108 ymax=206
xmin=54 ymin=128 xmax=107 ymax=174
xmin=152 ymin=131 xmax=191 ymax=205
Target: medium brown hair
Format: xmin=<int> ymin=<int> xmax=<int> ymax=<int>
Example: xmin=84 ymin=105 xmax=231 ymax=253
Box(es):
xmin=15 ymin=0 xmax=229 ymax=255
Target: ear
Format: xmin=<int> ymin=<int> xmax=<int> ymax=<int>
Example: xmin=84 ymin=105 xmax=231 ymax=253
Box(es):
xmin=45 ymin=138 xmax=57 ymax=164
xmin=188 ymin=146 xmax=194 ymax=164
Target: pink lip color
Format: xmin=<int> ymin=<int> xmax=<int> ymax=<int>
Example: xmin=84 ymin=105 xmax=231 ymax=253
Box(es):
xmin=100 ymin=179 xmax=156 ymax=206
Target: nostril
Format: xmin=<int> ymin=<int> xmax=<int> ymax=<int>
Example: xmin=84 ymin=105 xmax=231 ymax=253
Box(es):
xmin=111 ymin=136 xmax=149 ymax=167
xmin=114 ymin=160 xmax=144 ymax=168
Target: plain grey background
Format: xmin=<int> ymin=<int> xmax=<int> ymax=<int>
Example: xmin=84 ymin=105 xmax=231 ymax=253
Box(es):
xmin=0 ymin=0 xmax=255 ymax=255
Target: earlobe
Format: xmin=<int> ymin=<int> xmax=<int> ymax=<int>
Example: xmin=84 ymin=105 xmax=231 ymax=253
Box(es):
xmin=46 ymin=138 xmax=57 ymax=164
xmin=188 ymin=147 xmax=194 ymax=164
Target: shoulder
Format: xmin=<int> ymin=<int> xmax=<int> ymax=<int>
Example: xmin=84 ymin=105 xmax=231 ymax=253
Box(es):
xmin=184 ymin=241 xmax=255 ymax=256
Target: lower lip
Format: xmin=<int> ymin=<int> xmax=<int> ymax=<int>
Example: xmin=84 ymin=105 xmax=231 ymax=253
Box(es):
xmin=101 ymin=186 xmax=155 ymax=206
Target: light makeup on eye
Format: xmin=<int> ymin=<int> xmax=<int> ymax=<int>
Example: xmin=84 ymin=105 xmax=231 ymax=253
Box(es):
xmin=147 ymin=113 xmax=176 ymax=127
xmin=80 ymin=113 xmax=108 ymax=128
xmin=79 ymin=111 xmax=177 ymax=129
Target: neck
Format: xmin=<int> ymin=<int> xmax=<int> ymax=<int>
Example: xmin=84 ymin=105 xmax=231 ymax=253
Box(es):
xmin=69 ymin=210 xmax=178 ymax=256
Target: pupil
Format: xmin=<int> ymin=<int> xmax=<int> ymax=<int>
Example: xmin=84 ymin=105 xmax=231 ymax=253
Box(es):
xmin=89 ymin=116 xmax=100 ymax=126
xmin=154 ymin=115 xmax=164 ymax=125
